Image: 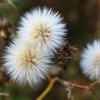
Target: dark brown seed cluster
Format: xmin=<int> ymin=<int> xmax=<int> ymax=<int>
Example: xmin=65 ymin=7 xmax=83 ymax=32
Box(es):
xmin=0 ymin=17 xmax=12 ymax=43
xmin=55 ymin=42 xmax=77 ymax=69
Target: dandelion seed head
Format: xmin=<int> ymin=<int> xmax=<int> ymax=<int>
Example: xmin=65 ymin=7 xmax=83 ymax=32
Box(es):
xmin=3 ymin=39 xmax=51 ymax=86
xmin=80 ymin=40 xmax=100 ymax=80
xmin=17 ymin=7 xmax=67 ymax=54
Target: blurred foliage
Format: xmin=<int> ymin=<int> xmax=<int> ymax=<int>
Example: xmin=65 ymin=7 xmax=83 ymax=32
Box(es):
xmin=0 ymin=0 xmax=99 ymax=100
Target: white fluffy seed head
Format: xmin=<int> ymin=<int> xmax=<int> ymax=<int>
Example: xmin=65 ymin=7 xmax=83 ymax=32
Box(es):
xmin=17 ymin=7 xmax=67 ymax=54
xmin=3 ymin=39 xmax=51 ymax=86
xmin=80 ymin=40 xmax=100 ymax=81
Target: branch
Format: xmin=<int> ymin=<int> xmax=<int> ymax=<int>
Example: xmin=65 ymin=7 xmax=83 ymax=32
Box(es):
xmin=90 ymin=81 xmax=98 ymax=87
xmin=57 ymin=78 xmax=99 ymax=100
xmin=36 ymin=76 xmax=99 ymax=100
xmin=57 ymin=78 xmax=89 ymax=90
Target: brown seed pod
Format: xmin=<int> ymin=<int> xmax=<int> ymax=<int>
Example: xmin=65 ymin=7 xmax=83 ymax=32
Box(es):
xmin=55 ymin=41 xmax=77 ymax=69
xmin=0 ymin=17 xmax=12 ymax=43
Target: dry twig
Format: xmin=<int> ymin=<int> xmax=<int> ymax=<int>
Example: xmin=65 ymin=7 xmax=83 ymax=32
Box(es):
xmin=36 ymin=76 xmax=99 ymax=100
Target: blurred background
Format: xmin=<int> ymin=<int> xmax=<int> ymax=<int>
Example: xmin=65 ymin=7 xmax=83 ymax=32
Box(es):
xmin=0 ymin=0 xmax=100 ymax=100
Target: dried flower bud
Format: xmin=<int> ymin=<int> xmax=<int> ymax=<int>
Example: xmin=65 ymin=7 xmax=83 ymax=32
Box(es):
xmin=0 ymin=17 xmax=12 ymax=43
xmin=55 ymin=42 xmax=77 ymax=69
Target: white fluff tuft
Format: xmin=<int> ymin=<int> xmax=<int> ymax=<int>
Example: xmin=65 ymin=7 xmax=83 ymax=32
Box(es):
xmin=17 ymin=7 xmax=67 ymax=54
xmin=80 ymin=40 xmax=100 ymax=81
xmin=3 ymin=39 xmax=51 ymax=86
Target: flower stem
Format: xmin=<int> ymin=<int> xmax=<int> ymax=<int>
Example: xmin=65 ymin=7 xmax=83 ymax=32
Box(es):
xmin=36 ymin=77 xmax=58 ymax=100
